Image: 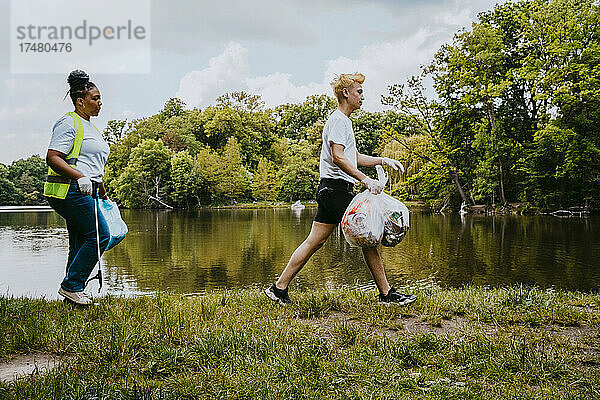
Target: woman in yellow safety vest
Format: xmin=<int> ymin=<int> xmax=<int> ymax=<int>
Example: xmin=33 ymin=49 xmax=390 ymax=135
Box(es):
xmin=44 ymin=70 xmax=110 ymax=306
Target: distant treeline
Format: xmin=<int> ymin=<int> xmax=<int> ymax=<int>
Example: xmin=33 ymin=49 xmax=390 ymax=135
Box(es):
xmin=2 ymin=0 xmax=598 ymax=211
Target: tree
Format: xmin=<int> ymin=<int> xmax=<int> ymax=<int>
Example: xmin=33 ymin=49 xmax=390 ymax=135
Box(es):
xmin=195 ymin=145 xmax=221 ymax=204
xmin=274 ymin=95 xmax=336 ymax=141
xmin=214 ymin=137 xmax=249 ymax=202
xmin=382 ymin=77 xmax=473 ymax=206
xmin=8 ymin=155 xmax=47 ymax=205
xmin=277 ymin=139 xmax=319 ymax=202
xmin=216 ymin=91 xmax=264 ymax=112
xmin=0 ymin=163 xmax=24 ymax=205
xmin=379 ymin=134 xmax=429 ymax=198
xmin=170 ymin=151 xmax=207 ymax=208
xmin=103 ymin=119 xmax=128 ymax=145
xmin=159 ymin=97 xmax=186 ymax=122
xmin=116 ymin=139 xmax=172 ymax=208
xmin=433 ymin=22 xmax=513 ymax=204
xmin=252 ymin=157 xmax=279 ymax=203
xmin=404 ymin=0 xmax=600 ymax=209
xmin=352 ymin=111 xmax=386 ymax=156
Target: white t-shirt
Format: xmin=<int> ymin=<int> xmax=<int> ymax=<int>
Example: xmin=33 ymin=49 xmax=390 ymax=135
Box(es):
xmin=48 ymin=114 xmax=110 ymax=182
xmin=319 ymin=109 xmax=358 ymax=183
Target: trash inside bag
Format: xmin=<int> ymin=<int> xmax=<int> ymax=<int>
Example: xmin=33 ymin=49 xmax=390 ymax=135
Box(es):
xmin=341 ymin=165 xmax=409 ymax=248
xmin=98 ymin=199 xmax=128 ymax=250
xmin=379 ymin=194 xmax=410 ymax=247
xmin=341 ymin=191 xmax=384 ymax=247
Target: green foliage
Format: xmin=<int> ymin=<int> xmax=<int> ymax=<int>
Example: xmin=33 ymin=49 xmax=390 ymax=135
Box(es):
xmin=252 ymin=157 xmax=279 ymax=203
xmin=0 ymin=171 xmax=24 ymax=206
xmin=99 ymin=91 xmax=324 ymax=208
xmin=159 ymin=97 xmax=186 ymax=122
xmin=274 ymin=94 xmax=336 ymax=140
xmin=277 ymin=140 xmax=319 ymax=202
xmin=103 ymin=119 xmax=127 ymax=145
xmin=116 ymin=139 xmax=173 ymax=208
xmin=5 ymin=155 xmax=47 ymax=205
xmin=170 ymin=151 xmax=207 ymax=208
xmin=379 ymin=0 xmax=600 ymax=209
xmin=213 ymin=137 xmax=250 ymax=202
xmin=201 ymin=99 xmax=276 ymax=168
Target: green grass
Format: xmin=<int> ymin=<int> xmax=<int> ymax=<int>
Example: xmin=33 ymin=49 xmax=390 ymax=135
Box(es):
xmin=0 ymin=285 xmax=599 ymax=399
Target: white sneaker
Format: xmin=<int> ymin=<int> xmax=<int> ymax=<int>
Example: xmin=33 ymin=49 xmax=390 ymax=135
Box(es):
xmin=58 ymin=287 xmax=93 ymax=305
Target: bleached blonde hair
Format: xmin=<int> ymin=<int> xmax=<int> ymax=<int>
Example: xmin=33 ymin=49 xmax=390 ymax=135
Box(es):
xmin=330 ymin=73 xmax=365 ymax=102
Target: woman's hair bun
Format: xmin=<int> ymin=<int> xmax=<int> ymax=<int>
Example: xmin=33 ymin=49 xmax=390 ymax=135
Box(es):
xmin=67 ymin=70 xmax=89 ymax=87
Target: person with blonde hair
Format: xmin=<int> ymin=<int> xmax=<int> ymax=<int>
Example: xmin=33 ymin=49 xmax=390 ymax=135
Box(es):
xmin=265 ymin=73 xmax=416 ymax=305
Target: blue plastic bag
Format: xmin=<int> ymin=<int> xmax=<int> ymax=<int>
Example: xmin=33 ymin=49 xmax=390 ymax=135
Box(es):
xmin=98 ymin=199 xmax=128 ymax=250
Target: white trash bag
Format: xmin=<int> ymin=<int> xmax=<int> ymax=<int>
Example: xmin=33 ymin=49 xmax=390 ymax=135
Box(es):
xmin=379 ymin=193 xmax=410 ymax=247
xmin=341 ymin=165 xmax=409 ymax=248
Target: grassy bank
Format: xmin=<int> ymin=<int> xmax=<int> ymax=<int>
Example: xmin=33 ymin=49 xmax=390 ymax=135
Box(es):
xmin=1 ymin=285 xmax=599 ymax=399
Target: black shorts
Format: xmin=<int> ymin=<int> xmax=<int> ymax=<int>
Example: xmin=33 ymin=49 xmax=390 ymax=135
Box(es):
xmin=314 ymin=178 xmax=355 ymax=225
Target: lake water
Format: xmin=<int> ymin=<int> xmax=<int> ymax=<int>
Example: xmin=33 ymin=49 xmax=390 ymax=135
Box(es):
xmin=0 ymin=208 xmax=598 ymax=298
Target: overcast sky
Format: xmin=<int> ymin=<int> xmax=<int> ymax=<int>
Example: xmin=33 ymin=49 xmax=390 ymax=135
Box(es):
xmin=0 ymin=0 xmax=502 ymax=164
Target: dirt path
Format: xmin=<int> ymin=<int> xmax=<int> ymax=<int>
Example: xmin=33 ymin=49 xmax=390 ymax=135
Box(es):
xmin=0 ymin=353 xmax=64 ymax=383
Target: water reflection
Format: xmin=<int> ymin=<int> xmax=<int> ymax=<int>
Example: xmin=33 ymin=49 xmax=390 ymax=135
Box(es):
xmin=0 ymin=208 xmax=598 ymax=298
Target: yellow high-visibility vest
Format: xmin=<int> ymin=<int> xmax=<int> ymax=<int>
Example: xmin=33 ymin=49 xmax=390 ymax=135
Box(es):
xmin=43 ymin=112 xmax=85 ymax=199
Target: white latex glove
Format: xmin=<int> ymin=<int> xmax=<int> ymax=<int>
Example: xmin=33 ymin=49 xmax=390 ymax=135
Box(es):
xmin=77 ymin=176 xmax=93 ymax=196
xmin=381 ymin=157 xmax=405 ymax=173
xmin=361 ymin=177 xmax=384 ymax=195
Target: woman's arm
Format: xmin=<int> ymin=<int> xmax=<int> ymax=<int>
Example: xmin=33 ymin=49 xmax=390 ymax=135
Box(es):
xmin=46 ymin=150 xmax=85 ymax=180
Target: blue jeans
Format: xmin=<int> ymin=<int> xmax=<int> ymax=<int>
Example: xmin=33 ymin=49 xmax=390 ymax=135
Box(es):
xmin=47 ymin=182 xmax=110 ymax=292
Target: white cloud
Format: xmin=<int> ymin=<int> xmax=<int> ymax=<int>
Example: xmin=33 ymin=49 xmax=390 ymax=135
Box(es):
xmin=435 ymin=6 xmax=473 ymax=27
xmin=176 ymin=43 xmax=330 ymax=109
xmin=176 ymin=22 xmax=451 ymax=111
xmin=245 ymin=73 xmax=328 ymax=107
xmin=324 ymin=27 xmax=446 ymax=110
xmin=121 ymin=110 xmax=138 ymax=120
xmin=176 ymin=42 xmax=248 ymax=108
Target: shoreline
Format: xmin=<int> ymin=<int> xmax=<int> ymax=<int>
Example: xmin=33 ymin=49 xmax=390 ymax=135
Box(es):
xmin=1 ymin=286 xmax=598 ymax=398
xmin=3 ymin=202 xmax=596 ymax=215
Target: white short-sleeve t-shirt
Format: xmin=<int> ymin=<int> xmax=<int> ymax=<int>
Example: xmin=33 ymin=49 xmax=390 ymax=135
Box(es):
xmin=319 ymin=109 xmax=358 ymax=183
xmin=48 ymin=114 xmax=110 ymax=182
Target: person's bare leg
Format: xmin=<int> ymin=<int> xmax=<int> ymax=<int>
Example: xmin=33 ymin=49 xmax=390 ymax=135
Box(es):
xmin=276 ymin=222 xmax=336 ymax=289
xmin=362 ymin=246 xmax=391 ymax=295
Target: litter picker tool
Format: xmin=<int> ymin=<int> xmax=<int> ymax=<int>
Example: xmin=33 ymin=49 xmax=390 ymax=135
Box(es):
xmin=86 ymin=183 xmax=103 ymax=292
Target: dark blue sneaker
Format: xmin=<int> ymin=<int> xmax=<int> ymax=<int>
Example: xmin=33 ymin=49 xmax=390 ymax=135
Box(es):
xmin=378 ymin=287 xmax=416 ymax=305
xmin=264 ymin=283 xmax=290 ymax=304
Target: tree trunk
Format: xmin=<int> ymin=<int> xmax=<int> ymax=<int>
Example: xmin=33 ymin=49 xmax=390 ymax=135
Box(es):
xmin=559 ymin=174 xmax=565 ymax=208
xmin=449 ymin=169 xmax=471 ymax=205
xmin=499 ymin=158 xmax=506 ymax=204
xmin=470 ymin=190 xmax=477 ymax=207
xmin=486 ymin=99 xmax=506 ymax=205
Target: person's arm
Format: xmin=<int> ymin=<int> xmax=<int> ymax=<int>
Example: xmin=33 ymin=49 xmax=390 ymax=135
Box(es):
xmin=46 ymin=149 xmax=93 ymax=195
xmin=332 ymin=143 xmax=368 ymax=182
xmin=45 ymin=150 xmax=85 ymax=180
xmin=331 ymin=143 xmax=383 ymax=193
xmin=98 ymin=182 xmax=108 ymax=200
xmin=356 ymin=152 xmax=382 ymax=167
xmin=358 ymin=151 xmax=405 ymax=172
